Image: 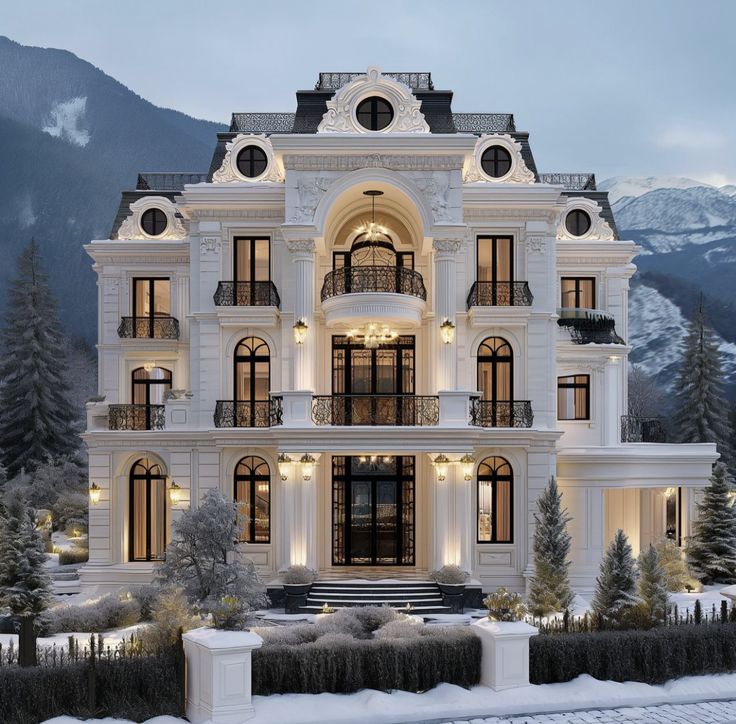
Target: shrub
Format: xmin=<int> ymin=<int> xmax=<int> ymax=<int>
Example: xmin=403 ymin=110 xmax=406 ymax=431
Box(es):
xmin=373 ymin=618 xmax=423 ymax=640
xmin=127 ymin=584 xmax=160 ymax=621
xmin=58 ymin=548 xmax=89 ymax=566
xmin=530 ymin=625 xmax=736 ymax=685
xmin=42 ymin=594 xmax=142 ymax=634
xmin=430 ymin=564 xmax=469 ymax=585
xmin=482 ymin=587 xmax=526 ymax=621
xmin=655 ymin=538 xmax=689 ymax=592
xmin=141 ymin=586 xmax=199 ymax=650
xmin=281 ymin=564 xmax=317 ymax=584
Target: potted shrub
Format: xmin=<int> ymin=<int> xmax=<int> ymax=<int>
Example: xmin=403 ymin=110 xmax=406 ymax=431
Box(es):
xmin=281 ymin=565 xmax=317 ymax=613
xmin=431 ymin=565 xmax=469 ymax=613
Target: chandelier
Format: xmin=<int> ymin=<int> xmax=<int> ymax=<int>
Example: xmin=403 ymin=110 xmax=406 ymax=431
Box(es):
xmin=347 ymin=323 xmax=398 ymax=349
xmin=355 ymin=189 xmax=389 ymax=244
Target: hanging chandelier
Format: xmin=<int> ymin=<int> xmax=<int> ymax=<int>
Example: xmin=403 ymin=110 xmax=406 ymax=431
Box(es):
xmin=355 ymin=189 xmax=389 ymax=244
xmin=347 ymin=323 xmax=398 ymax=349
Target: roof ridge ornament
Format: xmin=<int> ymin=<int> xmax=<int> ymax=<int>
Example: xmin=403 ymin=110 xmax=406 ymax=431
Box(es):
xmin=317 ymin=66 xmax=430 ymax=134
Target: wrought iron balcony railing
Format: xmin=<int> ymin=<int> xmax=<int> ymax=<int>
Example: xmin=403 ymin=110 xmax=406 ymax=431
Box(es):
xmin=321 ymin=266 xmax=427 ymax=302
xmin=621 ymin=415 xmax=667 ymax=443
xmin=213 ymin=281 xmax=281 ymax=308
xmin=470 ymin=399 xmax=534 ymax=428
xmin=108 ymin=404 xmax=165 ymax=431
xmin=312 ymin=395 xmax=439 ymax=426
xmin=466 ymin=281 xmax=533 ymax=308
xmin=117 ymin=316 xmax=180 ymax=340
xmin=557 ymin=308 xmax=625 ymax=345
xmin=214 ymin=398 xmax=283 ymax=428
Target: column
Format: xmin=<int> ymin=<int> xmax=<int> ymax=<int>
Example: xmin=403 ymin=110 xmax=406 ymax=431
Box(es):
xmin=287 ymin=239 xmax=316 ymax=392
xmin=433 ymin=238 xmax=463 ymax=392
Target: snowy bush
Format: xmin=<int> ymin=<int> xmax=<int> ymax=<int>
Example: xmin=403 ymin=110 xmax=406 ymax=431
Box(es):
xmin=482 ymin=587 xmax=526 ymax=621
xmin=430 ymin=564 xmax=469 ymax=584
xmin=42 ymin=593 xmax=141 ymax=634
xmin=254 ymin=624 xmax=320 ymax=647
xmin=141 ymin=586 xmax=200 ymax=650
xmin=209 ymin=595 xmax=251 ymax=630
xmin=372 ymin=618 xmax=423 ymax=640
xmin=280 ymin=564 xmax=317 ymax=584
xmin=58 ymin=547 xmax=89 ymax=566
xmin=635 ymin=545 xmax=669 ymax=627
xmin=655 ymin=538 xmax=690 ymax=592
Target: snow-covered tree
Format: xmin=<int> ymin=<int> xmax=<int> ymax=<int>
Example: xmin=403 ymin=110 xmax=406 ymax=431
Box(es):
xmin=156 ymin=489 xmax=269 ymax=615
xmin=637 ymin=544 xmax=669 ymax=626
xmin=628 ymin=365 xmax=667 ymax=418
xmin=0 ymin=495 xmax=51 ymax=617
xmin=0 ymin=240 xmax=78 ymax=476
xmin=687 ymin=463 xmax=736 ymax=584
xmin=591 ymin=529 xmax=640 ymax=627
xmin=671 ymin=300 xmax=733 ymax=469
xmin=654 ymin=538 xmax=689 ymax=592
xmin=528 ymin=477 xmax=574 ymax=616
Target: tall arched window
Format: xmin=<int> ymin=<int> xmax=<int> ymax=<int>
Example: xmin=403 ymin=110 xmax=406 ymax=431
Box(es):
xmin=234 ymin=456 xmax=271 ymax=543
xmin=477 ymin=337 xmax=513 ymax=426
xmin=129 ymin=458 xmax=167 ymax=561
xmin=234 ymin=337 xmax=271 ymax=427
xmin=477 ymin=456 xmax=513 ymax=543
xmin=132 ymin=367 xmax=172 ymax=429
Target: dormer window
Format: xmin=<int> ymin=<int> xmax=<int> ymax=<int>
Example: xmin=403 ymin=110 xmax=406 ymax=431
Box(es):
xmin=565 ymin=209 xmax=592 ymax=237
xmin=480 ymin=146 xmax=512 ymax=178
xmin=356 ymin=96 xmax=394 ymax=131
xmin=140 ymin=208 xmax=168 ymax=237
xmin=236 ymin=145 xmax=269 ymax=178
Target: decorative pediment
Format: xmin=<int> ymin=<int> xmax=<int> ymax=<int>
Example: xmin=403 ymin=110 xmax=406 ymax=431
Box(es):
xmin=117 ymin=196 xmax=186 ymax=240
xmin=212 ymin=134 xmax=284 ymax=183
xmin=463 ymin=134 xmax=535 ymax=184
xmin=317 ymin=66 xmax=430 ymax=134
xmin=557 ymin=197 xmax=615 ymax=241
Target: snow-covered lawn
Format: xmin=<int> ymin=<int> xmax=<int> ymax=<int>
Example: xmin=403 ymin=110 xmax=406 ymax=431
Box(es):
xmin=0 ymin=624 xmax=146 ymax=652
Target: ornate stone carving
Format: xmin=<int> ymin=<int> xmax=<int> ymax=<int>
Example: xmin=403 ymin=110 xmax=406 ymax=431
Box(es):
xmin=200 ymin=237 xmax=221 ymax=255
xmin=117 ymin=197 xmax=186 ymax=240
xmin=317 ymin=66 xmax=430 ymax=134
xmin=212 ymin=134 xmax=284 ymax=184
xmin=415 ymin=174 xmax=452 ymax=222
xmin=432 ymin=238 xmax=465 ymax=254
xmin=288 ymin=176 xmax=331 ymax=222
xmin=283 ymin=154 xmax=464 ymax=172
xmin=557 ymin=198 xmax=615 ymax=241
xmin=285 ymin=239 xmax=316 ymax=254
xmin=463 ymin=134 xmax=535 ymax=184
xmin=526 ymin=234 xmax=547 ymax=254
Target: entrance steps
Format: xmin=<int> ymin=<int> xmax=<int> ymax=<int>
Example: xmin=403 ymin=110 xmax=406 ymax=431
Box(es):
xmin=51 ymin=569 xmax=81 ymax=595
xmin=303 ymin=580 xmax=450 ymax=614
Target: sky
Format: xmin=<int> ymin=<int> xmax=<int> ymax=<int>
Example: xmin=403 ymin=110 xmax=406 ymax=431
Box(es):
xmin=1 ymin=0 xmax=735 ymax=185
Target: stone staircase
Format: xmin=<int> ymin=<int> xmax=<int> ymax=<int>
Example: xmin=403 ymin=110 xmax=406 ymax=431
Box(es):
xmin=50 ymin=568 xmax=81 ymax=595
xmin=302 ymin=580 xmax=451 ymax=614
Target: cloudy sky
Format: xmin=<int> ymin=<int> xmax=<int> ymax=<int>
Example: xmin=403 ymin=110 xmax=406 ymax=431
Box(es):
xmin=1 ymin=0 xmax=734 ymax=184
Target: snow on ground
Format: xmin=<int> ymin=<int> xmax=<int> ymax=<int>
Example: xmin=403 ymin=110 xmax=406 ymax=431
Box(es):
xmin=0 ymin=624 xmax=146 ymax=651
xmin=52 ymin=530 xmax=88 ymax=553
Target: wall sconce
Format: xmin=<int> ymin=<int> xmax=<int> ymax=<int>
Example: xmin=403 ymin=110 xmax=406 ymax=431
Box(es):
xmin=278 ymin=453 xmax=292 ymax=480
xmin=439 ymin=319 xmax=456 ymax=345
xmin=293 ymin=318 xmax=309 ymax=345
xmin=433 ymin=454 xmax=450 ymax=482
xmin=300 ymin=453 xmax=315 ymax=481
xmin=169 ymin=481 xmax=182 ymax=506
xmin=460 ymin=454 xmax=475 ymax=481
xmin=89 ymin=482 xmax=101 ymax=505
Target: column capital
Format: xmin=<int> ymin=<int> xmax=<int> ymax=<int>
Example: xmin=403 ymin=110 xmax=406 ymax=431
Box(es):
xmin=432 ymin=237 xmax=465 ymax=256
xmin=286 ymin=238 xmax=316 ymax=257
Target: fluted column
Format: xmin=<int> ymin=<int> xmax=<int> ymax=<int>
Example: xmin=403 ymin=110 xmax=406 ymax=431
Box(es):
xmin=433 ymin=238 xmax=463 ymax=392
xmin=286 ymin=239 xmax=316 ymax=392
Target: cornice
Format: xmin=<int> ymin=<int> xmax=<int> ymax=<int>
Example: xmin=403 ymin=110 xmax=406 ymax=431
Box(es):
xmin=282 ymin=154 xmax=465 ymax=171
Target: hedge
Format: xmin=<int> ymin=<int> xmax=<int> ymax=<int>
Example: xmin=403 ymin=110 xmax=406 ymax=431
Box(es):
xmin=252 ymin=628 xmax=481 ymax=695
xmin=530 ymin=624 xmax=736 ymax=685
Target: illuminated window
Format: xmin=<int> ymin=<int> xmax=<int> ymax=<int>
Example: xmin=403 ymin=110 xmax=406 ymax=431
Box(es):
xmin=235 ymin=456 xmax=271 ymax=543
xmin=560 ymin=277 xmax=595 ymax=309
xmin=129 ymin=458 xmax=167 ymax=561
xmin=477 ymin=456 xmax=513 ymax=543
xmin=557 ymin=374 xmax=590 ymax=420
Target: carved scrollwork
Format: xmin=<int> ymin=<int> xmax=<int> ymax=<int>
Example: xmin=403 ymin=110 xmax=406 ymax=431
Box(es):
xmin=557 ymin=197 xmax=615 ymax=241
xmin=416 ymin=174 xmax=453 ymax=222
xmin=463 ymin=134 xmax=535 ymax=184
xmin=288 ymin=177 xmax=331 ymax=223
xmin=117 ymin=196 xmax=186 ymax=240
xmin=213 ymin=134 xmax=284 ymax=184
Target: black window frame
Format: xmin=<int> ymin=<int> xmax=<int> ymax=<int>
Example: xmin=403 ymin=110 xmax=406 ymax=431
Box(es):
xmin=476 ymin=456 xmax=514 ymax=544
xmin=560 ymin=276 xmax=596 ymax=309
xmin=557 ymin=374 xmax=591 ymax=420
xmin=140 ymin=208 xmax=168 ymax=237
xmin=235 ymin=145 xmax=268 ymax=178
xmin=480 ymin=145 xmax=513 ymax=178
xmin=565 ymin=209 xmax=592 ymax=237
xmin=476 ymin=235 xmax=514 ymax=284
xmin=234 ymin=455 xmax=271 ymax=544
xmin=128 ymin=458 xmax=167 ymax=562
xmin=355 ymin=96 xmax=394 ymax=131
xmin=132 ymin=277 xmax=171 ymax=337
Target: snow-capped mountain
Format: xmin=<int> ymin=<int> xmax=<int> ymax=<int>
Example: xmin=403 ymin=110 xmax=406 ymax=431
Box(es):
xmin=598 ymin=176 xmax=708 ymax=204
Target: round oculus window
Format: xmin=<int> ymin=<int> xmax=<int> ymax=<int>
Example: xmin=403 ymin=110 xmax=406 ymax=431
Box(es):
xmin=356 ymin=96 xmax=394 ymax=131
xmin=236 ymin=145 xmax=268 ymax=178
xmin=140 ymin=208 xmax=168 ymax=237
xmin=480 ymin=145 xmax=513 ymax=178
xmin=565 ymin=209 xmax=592 ymax=237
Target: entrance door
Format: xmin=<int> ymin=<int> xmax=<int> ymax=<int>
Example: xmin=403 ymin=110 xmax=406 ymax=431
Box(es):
xmin=332 ymin=456 xmax=415 ymax=566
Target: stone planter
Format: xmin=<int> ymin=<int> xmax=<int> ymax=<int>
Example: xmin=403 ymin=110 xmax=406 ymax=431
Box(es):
xmin=437 ymin=582 xmax=466 ymax=613
xmin=182 ymin=627 xmax=263 ymax=724
xmin=472 ymin=618 xmax=538 ymax=690
xmin=283 ymin=582 xmax=312 ymax=613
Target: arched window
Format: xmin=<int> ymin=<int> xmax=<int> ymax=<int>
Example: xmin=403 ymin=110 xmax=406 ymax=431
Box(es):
xmin=132 ymin=367 xmax=172 ymax=429
xmin=477 ymin=456 xmax=513 ymax=543
xmin=477 ymin=337 xmax=513 ymax=426
xmin=234 ymin=337 xmax=271 ymax=427
xmin=129 ymin=458 xmax=167 ymax=561
xmin=234 ymin=456 xmax=271 ymax=543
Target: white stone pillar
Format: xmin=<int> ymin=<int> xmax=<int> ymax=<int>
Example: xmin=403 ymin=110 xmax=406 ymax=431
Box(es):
xmin=472 ymin=619 xmax=538 ymax=690
xmin=455 ymin=463 xmax=474 ymax=573
xmin=433 ymin=238 xmax=463 ymax=392
xmin=432 ymin=455 xmax=453 ymax=569
xmin=287 ymin=239 xmax=316 ymax=392
xmin=603 ymin=356 xmax=622 ymax=446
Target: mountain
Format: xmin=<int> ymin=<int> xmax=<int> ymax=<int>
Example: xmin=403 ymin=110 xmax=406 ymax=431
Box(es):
xmin=0 ymin=36 xmax=226 ymax=339
xmin=602 ymin=176 xmax=736 ymax=398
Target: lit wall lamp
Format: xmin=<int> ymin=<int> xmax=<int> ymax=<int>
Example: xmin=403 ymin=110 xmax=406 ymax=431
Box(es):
xmin=433 ymin=454 xmax=450 ymax=482
xmin=89 ymin=482 xmax=101 ymax=505
xmin=439 ymin=319 xmax=456 ymax=345
xmin=460 ymin=454 xmax=475 ymax=481
xmin=293 ymin=319 xmax=309 ymax=345
xmin=169 ymin=481 xmax=182 ymax=506
xmin=300 ymin=453 xmax=315 ymax=481
xmin=278 ymin=453 xmax=292 ymax=480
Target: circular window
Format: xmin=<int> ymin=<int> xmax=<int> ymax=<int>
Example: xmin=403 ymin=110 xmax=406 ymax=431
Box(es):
xmin=356 ymin=96 xmax=394 ymax=131
xmin=565 ymin=209 xmax=592 ymax=237
xmin=140 ymin=208 xmax=168 ymax=237
xmin=236 ymin=145 xmax=268 ymax=178
xmin=480 ymin=145 xmax=513 ymax=178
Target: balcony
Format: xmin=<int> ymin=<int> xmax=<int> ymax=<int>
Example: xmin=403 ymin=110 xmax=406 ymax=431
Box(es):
xmin=213 ymin=398 xmax=283 ymax=428
xmin=312 ymin=394 xmax=439 ymax=426
xmin=108 ymin=404 xmax=165 ymax=431
xmin=470 ymin=399 xmax=534 ymax=428
xmin=213 ymin=281 xmax=281 ymax=308
xmin=621 ymin=415 xmax=667 ymax=443
xmin=557 ymin=308 xmax=625 ymax=345
xmin=117 ymin=316 xmax=180 ymax=340
xmin=466 ymin=281 xmax=533 ymax=308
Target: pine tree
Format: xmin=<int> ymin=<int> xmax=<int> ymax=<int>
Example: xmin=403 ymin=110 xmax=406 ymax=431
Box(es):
xmin=528 ymin=477 xmax=574 ymax=616
xmin=591 ymin=529 xmax=640 ymax=627
xmin=0 ymin=240 xmax=78 ymax=476
xmin=654 ymin=538 xmax=689 ymax=592
xmin=687 ymin=463 xmax=736 ymax=584
xmin=671 ymin=299 xmax=733 ymax=469
xmin=637 ymin=545 xmax=669 ymax=626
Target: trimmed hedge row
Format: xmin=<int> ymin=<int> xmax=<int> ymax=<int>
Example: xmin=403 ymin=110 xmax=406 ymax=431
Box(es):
xmin=530 ymin=624 xmax=736 ymax=685
xmin=252 ymin=629 xmax=481 ymax=695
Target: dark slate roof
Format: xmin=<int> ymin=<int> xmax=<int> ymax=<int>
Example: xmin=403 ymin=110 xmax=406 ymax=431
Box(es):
xmin=562 ymin=190 xmax=620 ymax=240
xmin=109 ymin=190 xmax=180 ymax=239
xmin=230 ymin=113 xmax=296 ymax=133
xmin=452 ymin=113 xmax=515 ymax=133
xmin=315 ymin=72 xmax=434 ymax=90
xmin=136 ymin=172 xmax=208 ymax=191
xmin=538 ymin=173 xmax=596 ymax=191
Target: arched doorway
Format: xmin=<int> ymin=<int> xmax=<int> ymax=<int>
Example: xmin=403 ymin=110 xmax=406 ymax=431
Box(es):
xmin=477 ymin=337 xmax=513 ymax=426
xmin=129 ymin=458 xmax=167 ymax=561
xmin=234 ymin=456 xmax=271 ymax=543
xmin=477 ymin=456 xmax=513 ymax=543
xmin=234 ymin=337 xmax=271 ymax=427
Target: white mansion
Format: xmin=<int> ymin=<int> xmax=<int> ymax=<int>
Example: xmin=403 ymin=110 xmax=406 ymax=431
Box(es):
xmin=82 ymin=68 xmax=716 ymax=597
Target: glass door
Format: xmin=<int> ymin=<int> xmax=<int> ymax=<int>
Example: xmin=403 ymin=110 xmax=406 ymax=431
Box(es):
xmin=234 ymin=237 xmax=270 ymax=305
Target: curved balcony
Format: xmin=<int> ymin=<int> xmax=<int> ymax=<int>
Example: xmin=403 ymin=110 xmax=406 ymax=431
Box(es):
xmin=557 ymin=308 xmax=625 ymax=345
xmin=312 ymin=394 xmax=439 ymax=426
xmin=621 ymin=415 xmax=667 ymax=443
xmin=466 ymin=281 xmax=533 ymax=308
xmin=117 ymin=316 xmax=180 ymax=340
xmin=470 ymin=399 xmax=534 ymax=428
xmin=213 ymin=281 xmax=280 ymax=308
xmin=214 ymin=398 xmax=283 ymax=428
xmin=108 ymin=404 xmax=165 ymax=431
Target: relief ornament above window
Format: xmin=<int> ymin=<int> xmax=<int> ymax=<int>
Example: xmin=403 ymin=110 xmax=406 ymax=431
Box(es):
xmin=117 ymin=196 xmax=186 ymax=240
xmin=212 ymin=133 xmax=284 ymax=184
xmin=556 ymin=198 xmax=614 ymax=241
xmin=463 ymin=134 xmax=535 ymax=184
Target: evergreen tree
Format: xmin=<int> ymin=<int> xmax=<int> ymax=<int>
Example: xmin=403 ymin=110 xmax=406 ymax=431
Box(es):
xmin=687 ymin=463 xmax=736 ymax=583
xmin=0 ymin=240 xmax=78 ymax=476
xmin=637 ymin=544 xmax=669 ymax=626
xmin=528 ymin=477 xmax=574 ymax=616
xmin=591 ymin=529 xmax=640 ymax=627
xmin=654 ymin=538 xmax=689 ymax=592
xmin=671 ymin=299 xmax=733 ymax=469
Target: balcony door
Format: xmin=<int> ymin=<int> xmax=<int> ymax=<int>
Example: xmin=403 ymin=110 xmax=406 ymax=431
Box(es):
xmin=234 ymin=337 xmax=271 ymax=426
xmin=133 ymin=278 xmax=170 ymax=337
xmin=234 ymin=237 xmax=270 ymax=305
xmin=478 ymin=236 xmax=512 ymax=286
xmin=131 ymin=366 xmax=172 ymax=429
xmin=477 ymin=337 xmax=513 ymax=426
